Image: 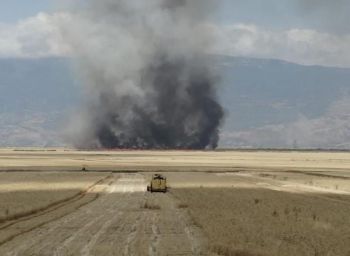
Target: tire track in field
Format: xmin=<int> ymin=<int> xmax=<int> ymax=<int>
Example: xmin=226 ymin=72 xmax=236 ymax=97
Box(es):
xmin=80 ymin=217 xmax=114 ymax=256
xmin=123 ymin=212 xmax=145 ymax=256
xmin=0 ymin=175 xmax=118 ymax=255
xmin=149 ymin=214 xmax=160 ymax=256
xmin=0 ymin=174 xmax=112 ymax=232
xmin=0 ymin=173 xmax=207 ymax=256
xmin=54 ymin=215 xmax=105 ymax=256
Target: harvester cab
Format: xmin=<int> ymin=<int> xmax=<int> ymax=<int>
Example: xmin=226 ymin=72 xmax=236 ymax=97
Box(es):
xmin=147 ymin=174 xmax=167 ymax=193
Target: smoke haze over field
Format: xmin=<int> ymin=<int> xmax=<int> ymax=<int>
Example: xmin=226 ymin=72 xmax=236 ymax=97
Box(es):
xmin=60 ymin=0 xmax=224 ymax=149
xmin=295 ymin=0 xmax=350 ymax=33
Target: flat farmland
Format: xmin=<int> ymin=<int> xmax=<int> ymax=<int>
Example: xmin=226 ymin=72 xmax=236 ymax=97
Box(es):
xmin=0 ymin=172 xmax=109 ymax=221
xmin=2 ymin=148 xmax=350 ymax=172
xmin=0 ymin=149 xmax=349 ymax=255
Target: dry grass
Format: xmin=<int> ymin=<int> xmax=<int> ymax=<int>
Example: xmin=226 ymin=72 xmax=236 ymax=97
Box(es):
xmin=173 ymin=188 xmax=350 ymax=256
xmin=177 ymin=203 xmax=189 ymax=209
xmin=258 ymin=171 xmax=350 ymax=193
xmin=141 ymin=202 xmax=161 ymax=210
xmin=3 ymin=148 xmax=350 ymax=172
xmin=0 ymin=149 xmax=350 ymax=255
xmin=141 ymin=193 xmax=162 ymax=210
xmin=0 ymin=172 xmax=108 ymax=222
xmin=210 ymin=245 xmax=263 ymax=256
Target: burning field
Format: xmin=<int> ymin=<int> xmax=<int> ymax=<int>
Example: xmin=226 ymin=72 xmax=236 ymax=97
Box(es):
xmin=61 ymin=0 xmax=224 ymax=150
xmin=1 ymin=0 xmax=350 ymax=255
xmin=0 ymin=2 xmax=349 ymax=255
xmin=0 ymin=149 xmax=349 ymax=255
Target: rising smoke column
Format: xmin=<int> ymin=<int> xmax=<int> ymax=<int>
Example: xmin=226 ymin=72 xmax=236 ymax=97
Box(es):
xmin=62 ymin=0 xmax=224 ymax=149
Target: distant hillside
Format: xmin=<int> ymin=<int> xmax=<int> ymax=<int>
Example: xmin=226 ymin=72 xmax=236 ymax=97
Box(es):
xmin=1 ymin=56 xmax=350 ymax=148
xmin=0 ymin=58 xmax=78 ymax=146
xmin=217 ymin=56 xmax=350 ymax=149
xmin=0 ymin=58 xmax=78 ymax=112
xmin=217 ymin=56 xmax=350 ymax=130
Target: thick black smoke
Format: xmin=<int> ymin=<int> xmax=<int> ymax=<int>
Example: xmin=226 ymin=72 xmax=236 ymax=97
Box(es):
xmin=62 ymin=0 xmax=224 ymax=149
xmin=95 ymin=57 xmax=223 ymax=149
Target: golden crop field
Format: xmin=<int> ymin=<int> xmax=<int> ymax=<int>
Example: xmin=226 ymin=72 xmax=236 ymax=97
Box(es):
xmin=0 ymin=172 xmax=109 ymax=222
xmin=173 ymin=186 xmax=350 ymax=256
xmin=2 ymin=148 xmax=350 ymax=172
xmin=0 ymin=149 xmax=349 ymax=255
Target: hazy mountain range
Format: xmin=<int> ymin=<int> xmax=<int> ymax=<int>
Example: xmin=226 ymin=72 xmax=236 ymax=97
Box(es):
xmin=1 ymin=56 xmax=350 ymax=149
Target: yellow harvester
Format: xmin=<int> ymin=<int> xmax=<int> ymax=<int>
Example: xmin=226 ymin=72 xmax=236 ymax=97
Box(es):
xmin=147 ymin=174 xmax=167 ymax=193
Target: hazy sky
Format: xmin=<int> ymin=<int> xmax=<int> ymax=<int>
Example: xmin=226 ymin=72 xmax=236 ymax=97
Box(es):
xmin=0 ymin=0 xmax=350 ymax=67
xmin=0 ymin=0 xmax=51 ymax=22
xmin=2 ymin=0 xmax=346 ymax=31
xmin=0 ymin=0 xmax=323 ymax=28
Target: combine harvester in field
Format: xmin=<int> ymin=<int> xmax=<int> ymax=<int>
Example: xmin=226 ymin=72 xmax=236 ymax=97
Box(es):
xmin=147 ymin=174 xmax=167 ymax=193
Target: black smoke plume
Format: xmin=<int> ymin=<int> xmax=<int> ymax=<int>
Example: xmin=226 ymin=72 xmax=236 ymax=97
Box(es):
xmin=62 ymin=0 xmax=224 ymax=149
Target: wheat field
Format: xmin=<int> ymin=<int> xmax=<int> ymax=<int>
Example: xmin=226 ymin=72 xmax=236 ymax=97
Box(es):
xmin=0 ymin=172 xmax=108 ymax=222
xmin=2 ymin=148 xmax=350 ymax=172
xmin=173 ymin=187 xmax=350 ymax=256
xmin=0 ymin=149 xmax=349 ymax=255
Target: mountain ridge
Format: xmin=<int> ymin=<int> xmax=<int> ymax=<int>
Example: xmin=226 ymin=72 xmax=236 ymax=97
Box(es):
xmin=1 ymin=56 xmax=350 ymax=148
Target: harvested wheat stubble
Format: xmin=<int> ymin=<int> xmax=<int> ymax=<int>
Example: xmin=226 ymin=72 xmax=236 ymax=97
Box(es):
xmin=0 ymin=172 xmax=108 ymax=222
xmin=3 ymin=149 xmax=350 ymax=172
xmin=173 ymin=188 xmax=350 ymax=256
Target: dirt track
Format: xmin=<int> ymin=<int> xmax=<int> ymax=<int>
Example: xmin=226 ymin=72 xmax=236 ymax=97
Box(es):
xmin=0 ymin=174 xmax=206 ymax=256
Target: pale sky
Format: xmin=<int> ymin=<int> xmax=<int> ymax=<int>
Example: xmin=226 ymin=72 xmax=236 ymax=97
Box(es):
xmin=0 ymin=0 xmax=52 ymax=22
xmin=0 ymin=0 xmax=349 ymax=67
xmin=219 ymin=0 xmax=350 ymax=33
xmin=0 ymin=0 xmax=334 ymax=30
